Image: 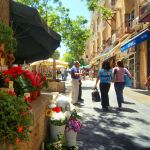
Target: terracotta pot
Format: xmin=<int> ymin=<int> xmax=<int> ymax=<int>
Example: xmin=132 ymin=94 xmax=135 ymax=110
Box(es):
xmin=31 ymin=91 xmax=38 ymax=100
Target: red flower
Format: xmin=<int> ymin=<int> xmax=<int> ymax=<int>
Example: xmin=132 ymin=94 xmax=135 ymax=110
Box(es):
xmin=29 ymin=106 xmax=33 ymax=113
xmin=16 ymin=138 xmax=20 ymax=144
xmin=17 ymin=126 xmax=23 ymax=133
xmin=52 ymin=107 xmax=62 ymax=113
xmin=25 ymin=97 xmax=31 ymax=103
xmin=8 ymin=91 xmax=16 ymax=96
xmin=4 ymin=77 xmax=10 ymax=82
xmin=22 ymin=111 xmax=27 ymax=116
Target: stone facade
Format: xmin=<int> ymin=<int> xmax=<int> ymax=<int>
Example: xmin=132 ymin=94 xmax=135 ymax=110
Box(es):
xmin=88 ymin=0 xmax=150 ymax=89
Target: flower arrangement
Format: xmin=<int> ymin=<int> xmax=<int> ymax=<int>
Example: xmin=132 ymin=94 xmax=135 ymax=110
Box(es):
xmin=46 ymin=106 xmax=67 ymax=126
xmin=65 ymin=109 xmax=82 ymax=132
xmin=0 ymin=90 xmax=32 ymax=148
xmin=1 ymin=66 xmax=48 ymax=96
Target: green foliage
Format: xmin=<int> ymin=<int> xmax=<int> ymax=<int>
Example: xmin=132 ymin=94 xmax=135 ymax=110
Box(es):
xmin=16 ymin=0 xmax=90 ymax=62
xmin=86 ymin=0 xmax=99 ymax=11
xmin=50 ymin=118 xmax=67 ymax=126
xmin=52 ymin=50 xmax=60 ymax=59
xmin=0 ymin=21 xmax=17 ymax=52
xmin=0 ymin=91 xmax=32 ymax=147
xmin=86 ymin=0 xmax=112 ymax=19
xmin=13 ymin=75 xmax=34 ymax=96
xmin=45 ymin=134 xmax=78 ymax=150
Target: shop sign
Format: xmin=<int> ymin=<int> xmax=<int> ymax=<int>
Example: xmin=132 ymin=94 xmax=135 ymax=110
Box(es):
xmin=121 ymin=30 xmax=150 ymax=52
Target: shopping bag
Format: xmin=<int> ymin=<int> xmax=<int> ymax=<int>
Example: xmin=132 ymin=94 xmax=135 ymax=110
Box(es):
xmin=92 ymin=88 xmax=101 ymax=102
xmin=124 ymin=74 xmax=132 ymax=87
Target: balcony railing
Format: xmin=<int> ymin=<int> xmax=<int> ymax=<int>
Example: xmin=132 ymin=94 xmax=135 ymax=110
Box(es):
xmin=139 ymin=2 xmax=150 ymax=22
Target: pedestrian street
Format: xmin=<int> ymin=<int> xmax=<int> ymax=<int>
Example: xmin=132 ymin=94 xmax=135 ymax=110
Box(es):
xmin=74 ymin=79 xmax=150 ymax=150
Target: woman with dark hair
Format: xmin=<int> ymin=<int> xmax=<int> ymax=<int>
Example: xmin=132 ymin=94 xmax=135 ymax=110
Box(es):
xmin=113 ymin=60 xmax=132 ymax=110
xmin=95 ymin=61 xmax=112 ymax=111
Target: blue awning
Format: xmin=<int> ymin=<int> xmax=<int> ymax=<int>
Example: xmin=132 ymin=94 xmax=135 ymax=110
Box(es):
xmin=121 ymin=28 xmax=150 ymax=52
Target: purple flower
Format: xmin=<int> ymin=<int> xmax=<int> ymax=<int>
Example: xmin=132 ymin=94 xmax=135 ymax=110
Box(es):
xmin=66 ymin=118 xmax=82 ymax=132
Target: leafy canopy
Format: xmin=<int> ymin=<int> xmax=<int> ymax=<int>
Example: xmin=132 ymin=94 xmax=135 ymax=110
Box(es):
xmin=16 ymin=0 xmax=90 ymax=63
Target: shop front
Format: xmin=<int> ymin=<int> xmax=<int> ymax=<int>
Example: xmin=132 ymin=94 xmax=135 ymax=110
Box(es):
xmin=121 ymin=27 xmax=150 ymax=89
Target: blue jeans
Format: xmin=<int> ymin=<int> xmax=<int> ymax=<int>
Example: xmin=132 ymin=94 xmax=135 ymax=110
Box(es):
xmin=114 ymin=82 xmax=125 ymax=108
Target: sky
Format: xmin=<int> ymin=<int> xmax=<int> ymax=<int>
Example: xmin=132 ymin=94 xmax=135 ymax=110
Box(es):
xmin=56 ymin=0 xmax=90 ymax=58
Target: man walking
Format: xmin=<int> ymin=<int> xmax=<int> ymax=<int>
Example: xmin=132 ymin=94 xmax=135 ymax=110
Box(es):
xmin=70 ymin=61 xmax=83 ymax=105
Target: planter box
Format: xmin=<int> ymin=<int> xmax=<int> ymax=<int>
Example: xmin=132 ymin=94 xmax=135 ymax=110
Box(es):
xmin=48 ymin=81 xmax=65 ymax=93
xmin=0 ymin=93 xmax=52 ymax=150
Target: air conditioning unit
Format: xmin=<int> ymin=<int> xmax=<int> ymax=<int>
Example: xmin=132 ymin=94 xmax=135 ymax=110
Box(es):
xmin=132 ymin=17 xmax=142 ymax=31
xmin=112 ymin=33 xmax=116 ymax=43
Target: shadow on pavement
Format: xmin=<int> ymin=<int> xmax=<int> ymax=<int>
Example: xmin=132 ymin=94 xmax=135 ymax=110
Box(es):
xmin=122 ymin=101 xmax=135 ymax=105
xmin=128 ymin=117 xmax=150 ymax=125
xmin=77 ymin=111 xmax=150 ymax=150
xmin=133 ymin=90 xmax=150 ymax=96
xmin=93 ymin=107 xmax=138 ymax=113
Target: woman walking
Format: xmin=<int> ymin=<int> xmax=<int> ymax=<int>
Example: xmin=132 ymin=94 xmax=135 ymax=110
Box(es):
xmin=95 ymin=61 xmax=112 ymax=111
xmin=113 ymin=60 xmax=132 ymax=110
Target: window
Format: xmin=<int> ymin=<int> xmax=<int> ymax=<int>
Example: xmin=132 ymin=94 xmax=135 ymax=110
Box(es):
xmin=128 ymin=10 xmax=135 ymax=28
xmin=111 ymin=0 xmax=116 ymax=6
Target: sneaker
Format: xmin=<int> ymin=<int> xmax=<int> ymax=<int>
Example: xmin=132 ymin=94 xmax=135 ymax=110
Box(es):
xmin=78 ymin=98 xmax=84 ymax=102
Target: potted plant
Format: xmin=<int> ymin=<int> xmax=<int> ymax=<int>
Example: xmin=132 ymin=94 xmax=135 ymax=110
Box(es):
xmin=65 ymin=109 xmax=82 ymax=147
xmin=0 ymin=21 xmax=17 ymax=67
xmin=1 ymin=66 xmax=34 ymax=96
xmin=46 ymin=106 xmax=67 ymax=141
xmin=0 ymin=90 xmax=32 ymax=149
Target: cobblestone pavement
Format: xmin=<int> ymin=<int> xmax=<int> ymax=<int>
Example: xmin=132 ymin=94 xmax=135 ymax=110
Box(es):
xmin=65 ymin=78 xmax=150 ymax=150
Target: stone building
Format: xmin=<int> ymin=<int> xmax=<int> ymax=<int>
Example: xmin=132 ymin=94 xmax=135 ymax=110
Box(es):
xmin=87 ymin=0 xmax=150 ymax=89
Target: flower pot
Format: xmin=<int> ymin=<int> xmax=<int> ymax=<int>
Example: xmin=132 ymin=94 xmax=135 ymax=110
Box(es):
xmin=50 ymin=124 xmax=65 ymax=141
xmin=31 ymin=91 xmax=37 ymax=100
xmin=65 ymin=130 xmax=77 ymax=147
xmin=37 ymin=90 xmax=41 ymax=96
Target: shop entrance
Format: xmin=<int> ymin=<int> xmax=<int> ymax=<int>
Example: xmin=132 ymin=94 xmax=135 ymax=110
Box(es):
xmin=147 ymin=40 xmax=150 ymax=76
xmin=129 ymin=54 xmax=135 ymax=87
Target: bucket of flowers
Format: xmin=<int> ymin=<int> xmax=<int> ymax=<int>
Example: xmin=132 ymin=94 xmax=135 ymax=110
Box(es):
xmin=65 ymin=109 xmax=82 ymax=147
xmin=46 ymin=106 xmax=67 ymax=141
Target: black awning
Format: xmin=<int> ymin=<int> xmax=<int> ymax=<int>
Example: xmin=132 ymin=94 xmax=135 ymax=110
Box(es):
xmin=10 ymin=0 xmax=61 ymax=64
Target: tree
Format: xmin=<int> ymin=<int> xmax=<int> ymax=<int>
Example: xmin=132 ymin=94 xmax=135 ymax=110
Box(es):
xmin=16 ymin=0 xmax=90 ymax=62
xmin=84 ymin=0 xmax=112 ymax=19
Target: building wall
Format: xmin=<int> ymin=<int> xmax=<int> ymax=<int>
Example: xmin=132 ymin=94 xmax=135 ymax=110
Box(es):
xmin=88 ymin=0 xmax=149 ymax=89
xmin=0 ymin=0 xmax=9 ymax=25
xmin=139 ymin=41 xmax=147 ymax=89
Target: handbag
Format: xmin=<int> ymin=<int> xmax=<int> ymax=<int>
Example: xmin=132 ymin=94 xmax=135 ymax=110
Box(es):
xmin=92 ymin=88 xmax=101 ymax=102
xmin=124 ymin=73 xmax=132 ymax=87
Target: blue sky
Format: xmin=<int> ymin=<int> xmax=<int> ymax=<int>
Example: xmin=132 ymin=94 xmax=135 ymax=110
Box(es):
xmin=56 ymin=0 xmax=90 ymax=57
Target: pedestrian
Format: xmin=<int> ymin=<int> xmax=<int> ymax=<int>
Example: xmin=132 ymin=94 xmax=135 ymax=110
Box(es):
xmin=70 ymin=61 xmax=83 ymax=105
xmin=113 ymin=60 xmax=132 ymax=110
xmin=145 ymin=76 xmax=150 ymax=89
xmin=95 ymin=61 xmax=112 ymax=111
xmin=63 ymin=67 xmax=67 ymax=81
xmin=78 ymin=71 xmax=84 ymax=103
xmin=60 ymin=67 xmax=65 ymax=80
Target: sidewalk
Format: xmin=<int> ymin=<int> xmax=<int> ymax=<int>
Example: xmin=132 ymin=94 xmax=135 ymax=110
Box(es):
xmin=62 ymin=79 xmax=150 ymax=150
xmin=124 ymin=87 xmax=150 ymax=106
xmin=63 ymin=78 xmax=150 ymax=107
